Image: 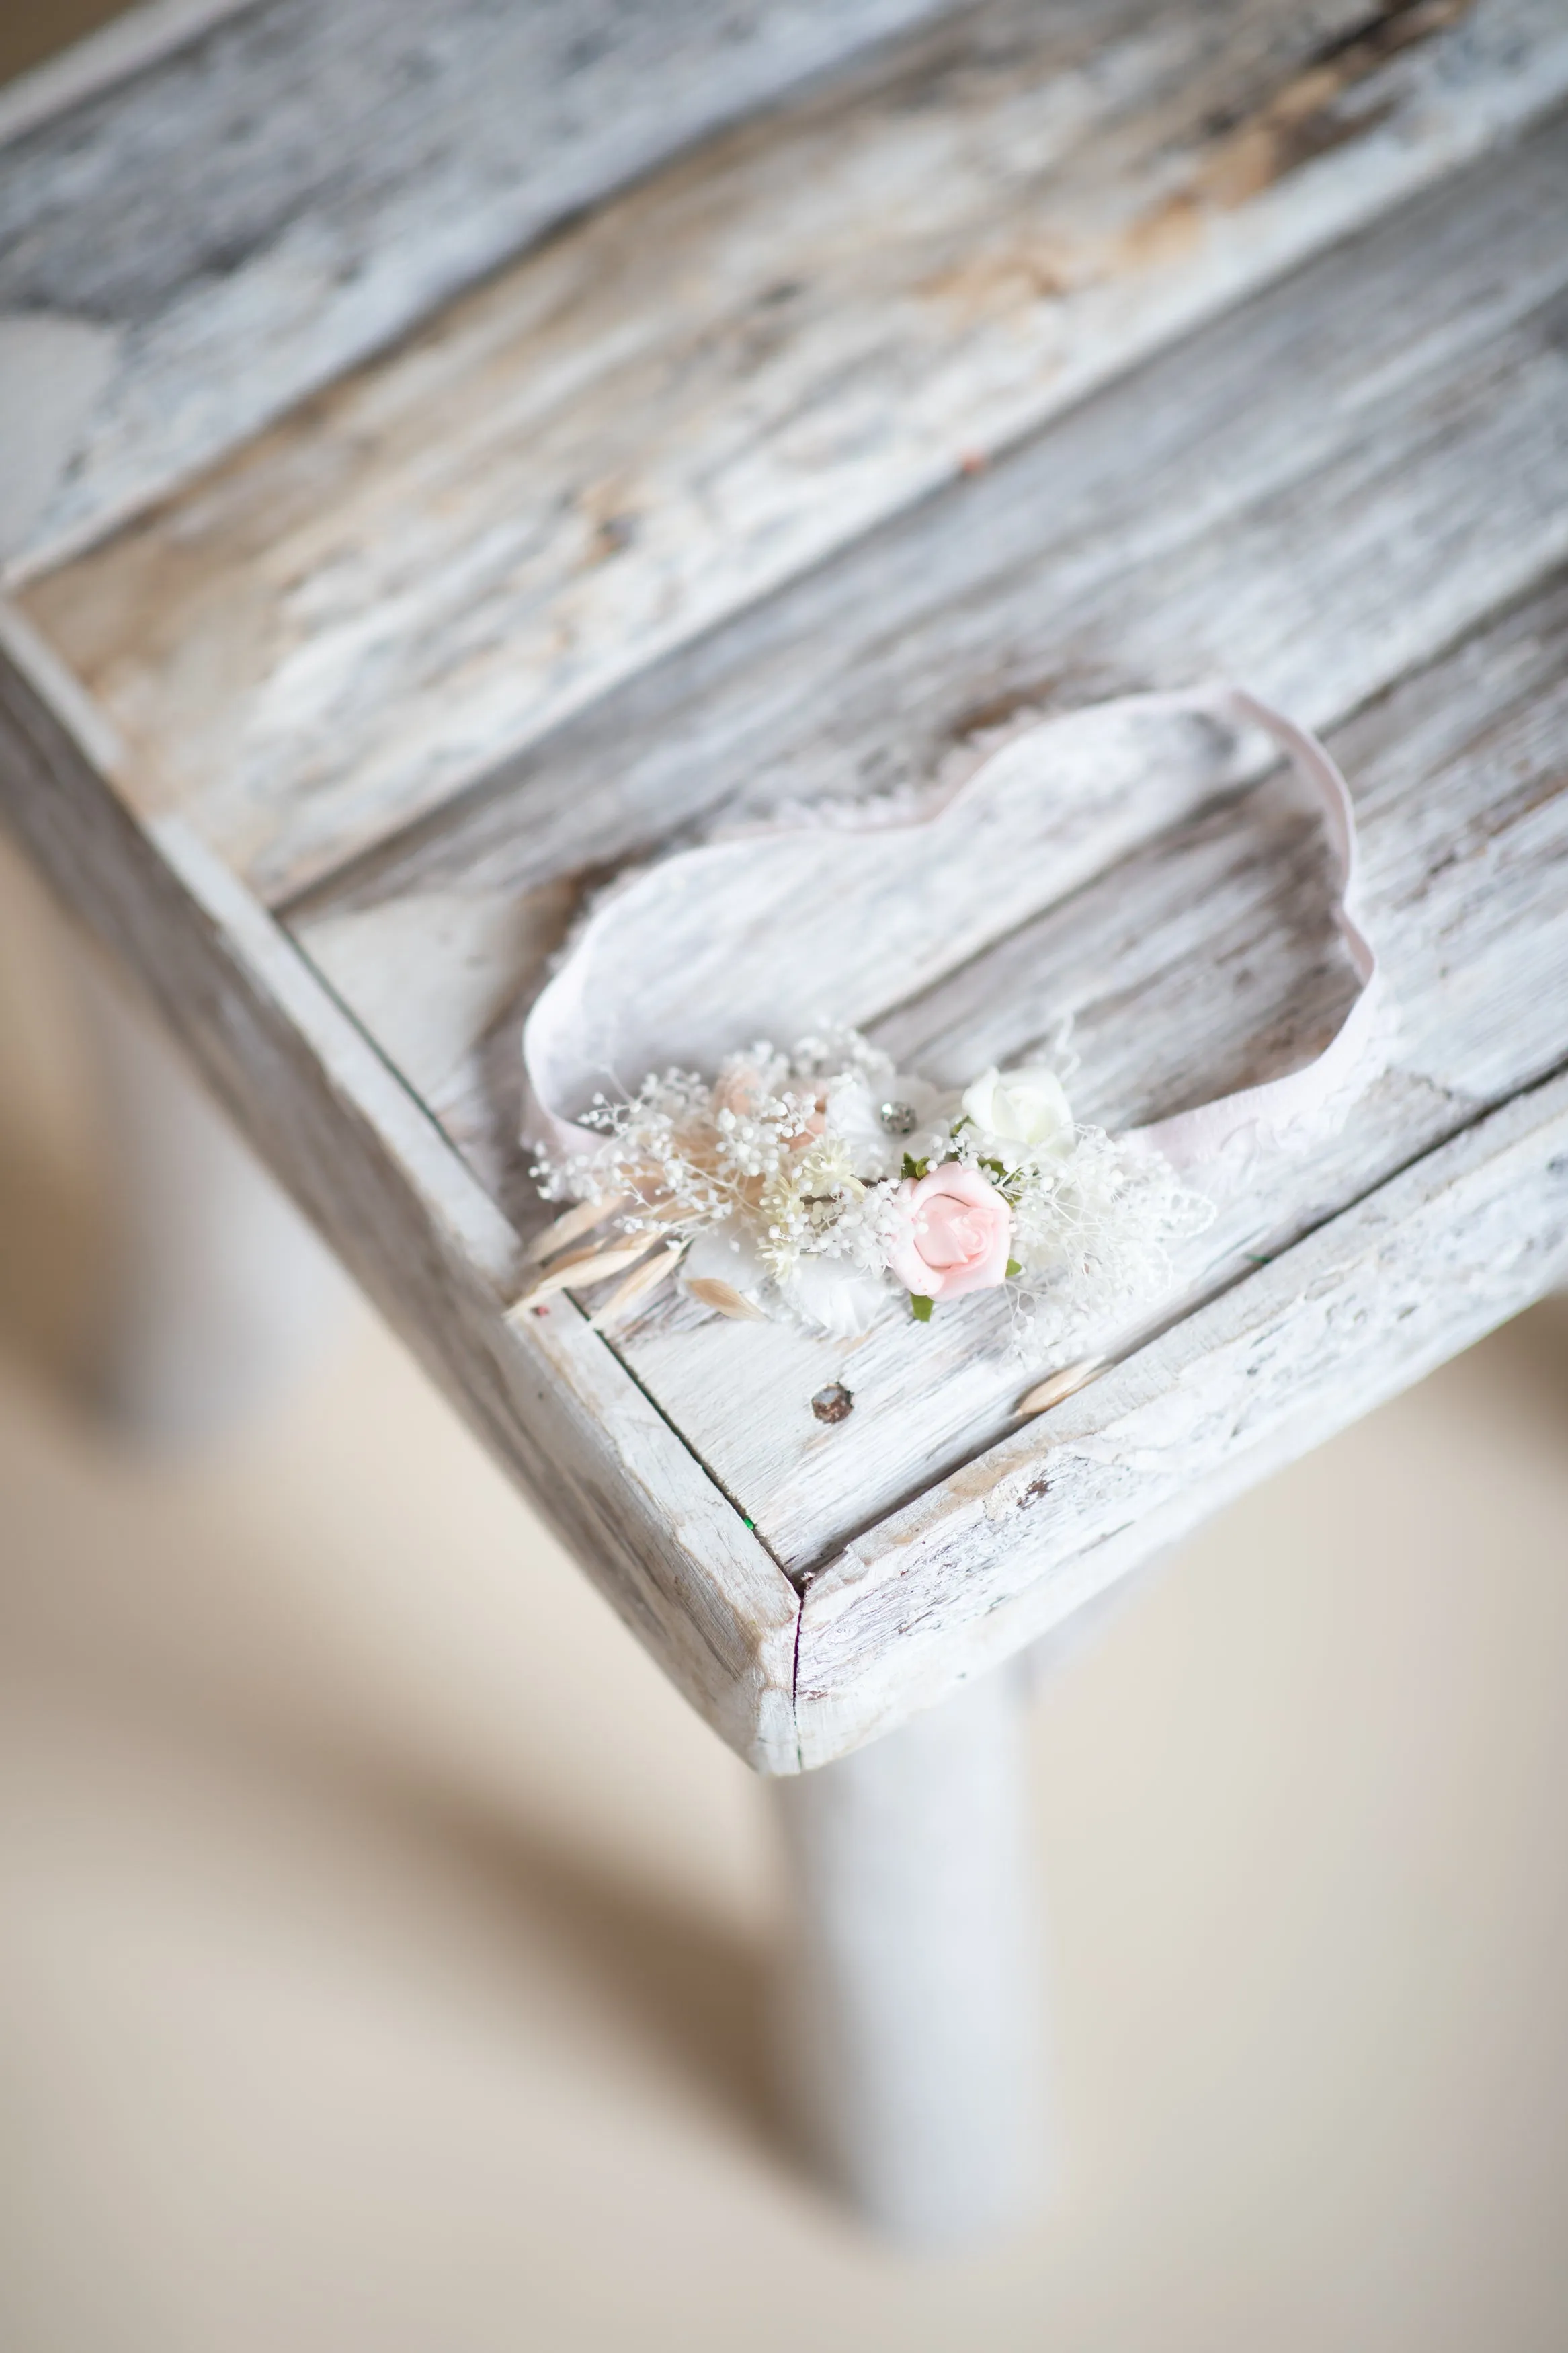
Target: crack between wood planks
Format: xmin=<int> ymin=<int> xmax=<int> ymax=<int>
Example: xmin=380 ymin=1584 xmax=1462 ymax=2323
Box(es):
xmin=790 ymin=1567 xmax=817 ymax=1771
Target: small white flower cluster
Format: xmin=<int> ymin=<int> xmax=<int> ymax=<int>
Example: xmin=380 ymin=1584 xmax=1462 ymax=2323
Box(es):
xmin=999 ymin=1123 xmax=1213 ymax=1355
xmin=529 ymin=1027 xmax=1211 ymax=1351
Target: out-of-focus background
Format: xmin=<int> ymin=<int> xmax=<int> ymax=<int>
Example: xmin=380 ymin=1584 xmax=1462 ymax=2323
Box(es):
xmin=4 ymin=9 xmax=1568 ymax=2350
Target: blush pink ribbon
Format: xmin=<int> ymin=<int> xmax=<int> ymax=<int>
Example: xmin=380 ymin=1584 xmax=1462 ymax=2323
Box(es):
xmin=522 ymin=684 xmax=1383 ymax=1178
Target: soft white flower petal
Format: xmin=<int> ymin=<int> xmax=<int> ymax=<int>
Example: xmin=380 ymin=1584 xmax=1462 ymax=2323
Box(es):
xmin=960 ymin=1066 xmax=1003 ymax=1133
xmin=962 ymin=1064 xmax=1075 ymax=1161
xmin=825 ymin=1072 xmax=947 ymax=1179
xmin=777 ymin=1254 xmax=891 ymax=1338
xmin=682 ymin=1219 xmax=769 ymax=1308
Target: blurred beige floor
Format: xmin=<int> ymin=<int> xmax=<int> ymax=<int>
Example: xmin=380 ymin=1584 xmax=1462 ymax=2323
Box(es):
xmin=3 ymin=833 xmax=1568 ymax=2353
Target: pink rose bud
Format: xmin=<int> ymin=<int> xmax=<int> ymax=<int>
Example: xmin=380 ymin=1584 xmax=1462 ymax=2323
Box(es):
xmin=886 ymin=1162 xmax=1012 ymax=1302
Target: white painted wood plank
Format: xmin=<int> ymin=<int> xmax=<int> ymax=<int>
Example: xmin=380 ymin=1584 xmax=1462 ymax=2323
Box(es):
xmin=13 ymin=536 xmax=1566 ymax=1769
xmin=22 ymin=0 xmax=1565 ymax=898
xmin=590 ymin=581 xmax=1568 ymax=1573
xmin=280 ymin=124 xmax=1568 ymax=1575
xmin=0 ymin=603 xmax=800 ymax=1771
xmin=0 ymin=0 xmax=955 ymax=577
xmin=290 ymin=104 xmax=1568 ymax=989
xmin=792 ymin=1062 xmax=1568 ymax=1764
xmin=7 ymin=6 xmax=1565 ymax=1779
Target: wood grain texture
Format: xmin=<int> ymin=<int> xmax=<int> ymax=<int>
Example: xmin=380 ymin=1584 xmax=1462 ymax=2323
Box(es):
xmin=5 ymin=8 xmax=1567 ymax=1773
xmin=285 ymin=120 xmax=1568 ymax=1576
xmin=793 ymin=1062 xmax=1568 ymax=1763
xmin=558 ymin=581 xmax=1568 ymax=1575
xmin=11 ymin=561 xmax=1565 ymax=1769
xmin=21 ymin=0 xmax=1566 ymax=899
xmin=288 ymin=106 xmax=1568 ymax=975
xmin=0 ymin=0 xmax=955 ymax=577
xmin=0 ymin=605 xmax=800 ymax=1771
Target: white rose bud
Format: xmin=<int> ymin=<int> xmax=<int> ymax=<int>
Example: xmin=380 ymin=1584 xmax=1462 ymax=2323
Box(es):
xmin=960 ymin=1064 xmax=1076 ymax=1164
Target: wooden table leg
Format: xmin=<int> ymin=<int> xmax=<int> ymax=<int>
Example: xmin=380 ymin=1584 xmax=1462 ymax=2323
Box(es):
xmin=74 ymin=947 xmax=345 ymax=1439
xmin=769 ymin=1663 xmax=1045 ymax=2242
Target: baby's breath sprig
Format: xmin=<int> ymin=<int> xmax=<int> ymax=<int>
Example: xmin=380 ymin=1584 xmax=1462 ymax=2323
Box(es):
xmin=527 ymin=1027 xmax=1210 ymax=1356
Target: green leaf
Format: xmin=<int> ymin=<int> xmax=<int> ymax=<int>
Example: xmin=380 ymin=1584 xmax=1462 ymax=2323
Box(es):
xmin=1005 ymin=1258 xmax=1022 ymax=1279
xmin=909 ymin=1294 xmax=934 ymax=1322
xmin=979 ymin=1156 xmax=1007 ymax=1180
xmin=901 ymin=1153 xmax=930 ymax=1181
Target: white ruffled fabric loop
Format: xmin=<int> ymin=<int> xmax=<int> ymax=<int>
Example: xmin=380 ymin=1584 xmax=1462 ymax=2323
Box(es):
xmin=522 ymin=682 xmax=1384 ymax=1186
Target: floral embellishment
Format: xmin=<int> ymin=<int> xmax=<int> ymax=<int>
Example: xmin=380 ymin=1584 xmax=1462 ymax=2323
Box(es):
xmin=960 ymin=1064 xmax=1076 ymax=1166
xmin=526 ymin=1025 xmax=1212 ymax=1356
xmin=886 ymin=1162 xmax=1012 ymax=1302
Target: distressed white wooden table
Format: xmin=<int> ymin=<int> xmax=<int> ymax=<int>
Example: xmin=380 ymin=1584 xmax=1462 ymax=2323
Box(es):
xmin=3 ymin=0 xmax=1567 ymax=2242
